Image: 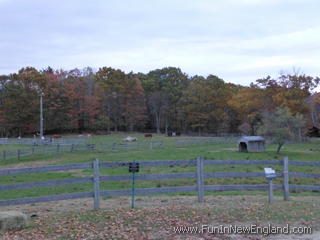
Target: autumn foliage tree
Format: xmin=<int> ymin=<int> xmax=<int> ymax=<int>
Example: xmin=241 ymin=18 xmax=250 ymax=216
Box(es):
xmin=256 ymin=74 xmax=319 ymax=114
xmin=228 ymin=84 xmax=264 ymax=135
xmin=1 ymin=67 xmax=46 ymax=136
xmin=0 ymin=66 xmax=318 ymax=137
xmin=121 ymin=74 xmax=147 ymax=131
xmin=181 ymin=75 xmax=234 ymax=135
xmin=143 ymin=67 xmax=188 ymax=134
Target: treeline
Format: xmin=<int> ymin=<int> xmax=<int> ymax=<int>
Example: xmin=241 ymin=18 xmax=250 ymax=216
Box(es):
xmin=0 ymin=66 xmax=319 ymax=137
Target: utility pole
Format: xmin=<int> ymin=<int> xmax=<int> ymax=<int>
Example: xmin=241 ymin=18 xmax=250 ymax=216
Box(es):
xmin=40 ymin=91 xmax=44 ymax=139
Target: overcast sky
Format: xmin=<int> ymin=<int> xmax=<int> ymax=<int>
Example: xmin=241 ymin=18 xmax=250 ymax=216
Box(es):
xmin=0 ymin=0 xmax=319 ymax=85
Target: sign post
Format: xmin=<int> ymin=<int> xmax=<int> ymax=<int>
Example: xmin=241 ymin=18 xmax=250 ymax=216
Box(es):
xmin=264 ymin=168 xmax=276 ymax=203
xmin=129 ymin=162 xmax=139 ymax=209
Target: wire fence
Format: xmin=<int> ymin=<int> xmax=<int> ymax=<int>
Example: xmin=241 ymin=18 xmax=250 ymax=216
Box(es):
xmin=184 ymin=132 xmax=244 ymax=137
xmin=1 ymin=135 xmax=312 ymax=162
xmin=0 ymin=141 xmax=164 ymax=161
xmin=0 ymin=138 xmax=87 ymax=146
xmin=176 ymin=137 xmax=239 ymax=147
xmin=98 ymin=141 xmax=164 ymax=152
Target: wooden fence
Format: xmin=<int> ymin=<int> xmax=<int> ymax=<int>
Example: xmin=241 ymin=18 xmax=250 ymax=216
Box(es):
xmin=0 ymin=157 xmax=319 ymax=209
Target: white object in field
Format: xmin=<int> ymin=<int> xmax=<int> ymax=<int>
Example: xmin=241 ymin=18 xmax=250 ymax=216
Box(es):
xmin=123 ymin=136 xmax=137 ymax=142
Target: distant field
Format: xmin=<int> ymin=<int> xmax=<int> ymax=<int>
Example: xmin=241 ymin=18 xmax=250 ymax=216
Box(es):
xmin=0 ymin=133 xmax=319 ymax=201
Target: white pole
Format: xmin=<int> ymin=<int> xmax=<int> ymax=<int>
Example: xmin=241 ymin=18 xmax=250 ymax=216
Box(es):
xmin=40 ymin=92 xmax=44 ymax=139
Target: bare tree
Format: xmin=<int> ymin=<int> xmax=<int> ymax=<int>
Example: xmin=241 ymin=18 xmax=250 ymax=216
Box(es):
xmin=148 ymin=92 xmax=169 ymax=134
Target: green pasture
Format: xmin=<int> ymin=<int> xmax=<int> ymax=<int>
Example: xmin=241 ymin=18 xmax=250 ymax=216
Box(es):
xmin=0 ymin=133 xmax=320 ymax=200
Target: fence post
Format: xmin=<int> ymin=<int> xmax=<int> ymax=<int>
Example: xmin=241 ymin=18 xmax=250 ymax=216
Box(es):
xmin=196 ymin=156 xmax=204 ymax=202
xmin=93 ymin=158 xmax=101 ymax=210
xmin=268 ymin=179 xmax=273 ymax=203
xmin=283 ymin=156 xmax=289 ymax=201
xmin=112 ymin=143 xmax=117 ymax=152
xmin=17 ymin=149 xmax=21 ymax=160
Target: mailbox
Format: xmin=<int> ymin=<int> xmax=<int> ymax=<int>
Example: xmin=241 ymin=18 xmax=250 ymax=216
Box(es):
xmin=264 ymin=167 xmax=276 ymax=180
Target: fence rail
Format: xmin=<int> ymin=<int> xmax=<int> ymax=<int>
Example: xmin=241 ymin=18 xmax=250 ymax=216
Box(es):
xmin=0 ymin=157 xmax=318 ymax=208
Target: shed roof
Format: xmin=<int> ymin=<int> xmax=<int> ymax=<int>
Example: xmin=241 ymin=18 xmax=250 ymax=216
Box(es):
xmin=239 ymin=136 xmax=265 ymax=142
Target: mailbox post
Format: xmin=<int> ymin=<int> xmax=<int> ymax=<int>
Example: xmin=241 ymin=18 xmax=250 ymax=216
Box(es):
xmin=264 ymin=168 xmax=276 ymax=203
xmin=129 ymin=162 xmax=139 ymax=209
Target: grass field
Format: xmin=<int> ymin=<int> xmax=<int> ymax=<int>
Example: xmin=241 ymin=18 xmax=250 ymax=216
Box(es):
xmin=1 ymin=133 xmax=320 ymax=239
xmin=0 ymin=133 xmax=319 ymax=200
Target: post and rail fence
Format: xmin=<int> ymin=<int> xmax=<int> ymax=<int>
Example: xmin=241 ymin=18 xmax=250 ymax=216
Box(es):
xmin=0 ymin=157 xmax=319 ymax=209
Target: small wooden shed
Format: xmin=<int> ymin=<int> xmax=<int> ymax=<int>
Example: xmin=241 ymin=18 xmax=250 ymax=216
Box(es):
xmin=238 ymin=136 xmax=265 ymax=152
